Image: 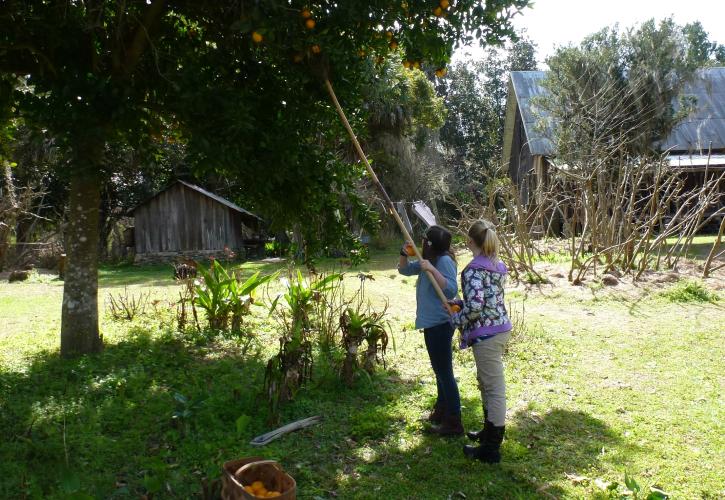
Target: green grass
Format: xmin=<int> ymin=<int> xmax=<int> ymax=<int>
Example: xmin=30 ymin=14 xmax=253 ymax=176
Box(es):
xmin=664 ymin=234 xmax=719 ymax=261
xmin=659 ymin=279 xmax=720 ymax=303
xmin=1 ymin=250 xmax=724 ymax=498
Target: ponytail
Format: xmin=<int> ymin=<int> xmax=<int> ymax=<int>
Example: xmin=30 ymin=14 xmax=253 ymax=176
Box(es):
xmin=468 ymin=220 xmax=500 ymax=259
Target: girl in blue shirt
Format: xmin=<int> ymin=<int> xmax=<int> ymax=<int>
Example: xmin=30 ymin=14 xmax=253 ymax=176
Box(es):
xmin=398 ymin=225 xmax=462 ymax=436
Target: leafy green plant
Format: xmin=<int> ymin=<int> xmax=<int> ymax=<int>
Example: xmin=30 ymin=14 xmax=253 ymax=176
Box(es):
xmin=347 ymin=238 xmax=370 ymax=266
xmin=194 ymin=260 xmax=276 ymax=331
xmin=171 ymin=392 xmax=204 ymax=436
xmin=524 ymin=271 xmax=548 ymax=285
xmin=194 ymin=260 xmax=234 ymax=330
xmin=265 ymin=269 xmax=344 ymax=419
xmin=620 ymin=472 xmax=669 ymax=500
xmin=339 ymin=274 xmax=391 ymax=385
xmin=660 ymin=279 xmax=719 ymax=303
xmin=340 ymin=305 xmax=390 ymax=384
xmin=228 ymin=269 xmax=277 ymax=331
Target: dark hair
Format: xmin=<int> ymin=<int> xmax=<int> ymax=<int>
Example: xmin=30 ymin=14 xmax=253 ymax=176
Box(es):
xmin=422 ymin=225 xmax=455 ymax=263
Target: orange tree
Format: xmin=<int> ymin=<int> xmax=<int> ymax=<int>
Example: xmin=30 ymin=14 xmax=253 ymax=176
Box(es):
xmin=0 ymin=0 xmax=529 ymax=357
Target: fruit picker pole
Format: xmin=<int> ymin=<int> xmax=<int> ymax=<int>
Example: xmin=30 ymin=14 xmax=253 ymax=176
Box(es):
xmin=324 ymin=78 xmax=452 ymax=313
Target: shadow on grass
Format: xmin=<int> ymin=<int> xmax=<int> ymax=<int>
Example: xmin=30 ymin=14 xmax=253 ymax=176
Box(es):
xmin=0 ymin=327 xmax=271 ymax=499
xmin=315 ymin=401 xmax=636 ymax=499
xmin=504 ymin=407 xmax=639 ymax=498
xmin=0 ymin=325 xmax=426 ymax=499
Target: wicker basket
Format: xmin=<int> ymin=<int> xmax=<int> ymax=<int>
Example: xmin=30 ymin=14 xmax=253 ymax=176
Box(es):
xmin=221 ymin=457 xmax=296 ymax=500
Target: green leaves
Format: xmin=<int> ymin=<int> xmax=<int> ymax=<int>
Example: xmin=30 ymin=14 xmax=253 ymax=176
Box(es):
xmin=194 ymin=260 xmax=278 ymax=331
xmin=235 ymin=414 xmax=252 ymax=437
xmin=541 ymin=18 xmax=702 ymax=165
xmin=624 ymin=472 xmax=641 ymax=494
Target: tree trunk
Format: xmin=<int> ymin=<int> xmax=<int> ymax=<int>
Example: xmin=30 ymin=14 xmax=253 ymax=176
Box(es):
xmin=0 ymin=161 xmax=17 ymax=271
xmin=61 ymin=141 xmax=104 ymax=358
xmin=98 ymin=188 xmax=112 ymax=262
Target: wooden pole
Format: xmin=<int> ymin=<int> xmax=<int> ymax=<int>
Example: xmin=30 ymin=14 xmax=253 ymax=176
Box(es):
xmin=324 ymin=78 xmax=452 ymax=311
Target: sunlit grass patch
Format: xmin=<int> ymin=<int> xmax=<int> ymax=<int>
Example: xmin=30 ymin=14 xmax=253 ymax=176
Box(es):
xmin=659 ymin=279 xmax=720 ymax=303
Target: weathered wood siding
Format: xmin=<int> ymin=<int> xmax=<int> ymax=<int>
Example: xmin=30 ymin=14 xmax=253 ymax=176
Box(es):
xmin=134 ymin=183 xmax=244 ymax=255
xmin=508 ymin=104 xmax=535 ymax=203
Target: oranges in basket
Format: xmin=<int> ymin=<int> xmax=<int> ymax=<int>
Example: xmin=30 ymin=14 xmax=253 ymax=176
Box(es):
xmin=243 ymin=480 xmax=282 ymax=498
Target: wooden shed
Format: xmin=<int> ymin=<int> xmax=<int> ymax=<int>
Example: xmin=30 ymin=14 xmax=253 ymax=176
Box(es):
xmin=131 ymin=181 xmax=263 ymax=262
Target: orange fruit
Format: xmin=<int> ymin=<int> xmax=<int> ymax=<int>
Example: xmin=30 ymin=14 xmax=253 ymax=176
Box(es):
xmin=301 ymin=8 xmax=311 ymax=19
xmin=311 ymin=44 xmax=321 ymax=54
xmin=403 ymin=60 xmax=411 ymax=69
xmin=305 ymin=18 xmax=316 ymax=29
xmin=405 ymin=244 xmax=416 ymax=256
xmin=433 ymin=6 xmax=443 ymax=17
xmin=251 ymin=481 xmax=265 ymax=492
xmin=435 ymin=67 xmax=447 ymax=77
xmin=440 ymin=0 xmax=450 ymax=8
xmin=450 ymin=304 xmax=461 ymax=313
xmin=251 ymin=31 xmax=263 ymax=43
xmin=293 ymin=53 xmax=304 ymax=63
xmin=413 ymin=61 xmax=421 ymax=69
xmin=389 ymin=41 xmax=398 ymax=50
xmin=243 ymin=485 xmax=255 ymax=495
xmin=266 ymin=492 xmax=281 ymax=498
xmin=385 ymin=30 xmax=394 ymax=39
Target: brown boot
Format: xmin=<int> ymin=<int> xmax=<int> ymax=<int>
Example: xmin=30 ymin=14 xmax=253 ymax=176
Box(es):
xmin=427 ymin=400 xmax=444 ymax=425
xmin=424 ymin=414 xmax=464 ymax=437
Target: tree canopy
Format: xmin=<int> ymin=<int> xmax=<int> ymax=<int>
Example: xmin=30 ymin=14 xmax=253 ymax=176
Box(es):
xmin=539 ymin=18 xmax=704 ymax=169
xmin=439 ymin=34 xmax=537 ymax=194
xmin=0 ymin=0 xmax=530 ymax=356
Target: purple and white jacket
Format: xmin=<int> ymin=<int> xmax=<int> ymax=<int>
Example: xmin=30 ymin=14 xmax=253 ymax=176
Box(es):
xmin=451 ymin=255 xmax=512 ymax=349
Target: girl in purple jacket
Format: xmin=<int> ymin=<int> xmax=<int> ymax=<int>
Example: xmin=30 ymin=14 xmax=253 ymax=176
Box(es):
xmin=450 ymin=220 xmax=512 ymax=463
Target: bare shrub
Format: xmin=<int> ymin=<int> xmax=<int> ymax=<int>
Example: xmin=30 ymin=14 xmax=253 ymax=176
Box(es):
xmin=448 ymin=169 xmax=545 ymax=284
xmin=106 ymin=286 xmax=151 ymax=321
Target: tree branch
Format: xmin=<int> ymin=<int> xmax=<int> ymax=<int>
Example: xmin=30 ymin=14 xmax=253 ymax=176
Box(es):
xmin=120 ymin=0 xmax=167 ymax=77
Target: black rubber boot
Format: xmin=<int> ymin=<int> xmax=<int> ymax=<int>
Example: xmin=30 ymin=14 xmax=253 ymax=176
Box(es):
xmin=424 ymin=414 xmax=465 ymax=437
xmin=427 ymin=400 xmax=444 ymax=425
xmin=463 ymin=421 xmax=505 ymax=463
xmin=466 ymin=409 xmax=488 ymax=441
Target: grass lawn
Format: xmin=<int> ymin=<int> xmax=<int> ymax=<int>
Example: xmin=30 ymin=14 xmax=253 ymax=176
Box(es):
xmin=0 ymin=250 xmax=723 ymax=499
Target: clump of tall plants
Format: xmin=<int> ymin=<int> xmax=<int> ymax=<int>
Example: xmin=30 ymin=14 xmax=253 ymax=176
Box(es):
xmin=264 ymin=268 xmax=392 ymax=419
xmin=193 ymin=259 xmax=276 ymax=332
xmin=265 ymin=269 xmax=343 ymax=418
xmin=340 ymin=273 xmax=390 ymax=385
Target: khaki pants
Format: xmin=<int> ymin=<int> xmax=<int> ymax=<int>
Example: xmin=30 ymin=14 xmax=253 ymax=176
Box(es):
xmin=471 ymin=330 xmax=511 ymax=427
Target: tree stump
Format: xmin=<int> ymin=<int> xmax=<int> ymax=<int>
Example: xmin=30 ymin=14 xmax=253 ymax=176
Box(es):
xmin=8 ymin=270 xmax=30 ymax=283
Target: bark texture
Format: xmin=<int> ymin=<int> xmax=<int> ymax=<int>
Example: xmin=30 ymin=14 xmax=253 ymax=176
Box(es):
xmin=60 ymin=140 xmax=104 ymax=357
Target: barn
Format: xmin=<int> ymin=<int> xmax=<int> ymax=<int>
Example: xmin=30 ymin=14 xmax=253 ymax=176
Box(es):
xmin=502 ymin=68 xmax=725 ymax=207
xmin=131 ymin=180 xmax=264 ymax=263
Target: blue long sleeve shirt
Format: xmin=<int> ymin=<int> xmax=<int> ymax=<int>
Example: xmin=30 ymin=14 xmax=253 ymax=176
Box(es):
xmin=398 ymin=254 xmax=458 ymax=329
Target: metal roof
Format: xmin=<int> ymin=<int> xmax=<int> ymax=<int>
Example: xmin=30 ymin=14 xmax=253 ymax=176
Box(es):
xmin=176 ymin=181 xmax=263 ymax=222
xmin=131 ymin=180 xmax=263 ymax=223
xmin=507 ymin=67 xmax=725 ymax=157
xmin=667 ymin=153 xmax=725 ymax=168
xmin=662 ymin=67 xmax=725 ymax=152
xmin=509 ymin=71 xmax=555 ymax=156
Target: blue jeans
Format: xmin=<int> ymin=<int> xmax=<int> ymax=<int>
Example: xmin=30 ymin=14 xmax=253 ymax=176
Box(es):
xmin=424 ymin=322 xmax=461 ymax=417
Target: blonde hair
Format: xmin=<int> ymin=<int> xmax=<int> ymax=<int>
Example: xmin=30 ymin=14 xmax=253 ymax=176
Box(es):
xmin=468 ymin=220 xmax=500 ymax=259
